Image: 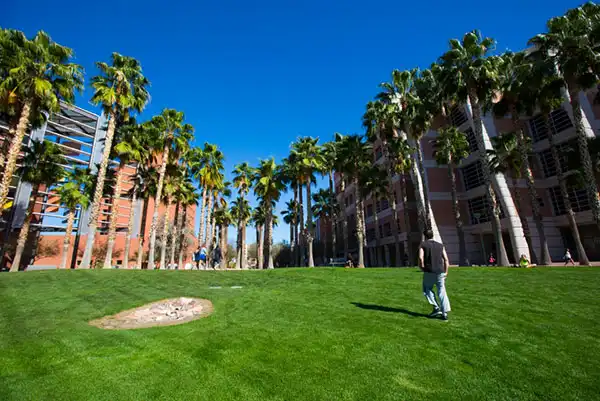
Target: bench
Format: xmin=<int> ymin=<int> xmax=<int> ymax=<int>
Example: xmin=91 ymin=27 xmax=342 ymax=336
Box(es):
xmin=327 ymin=258 xmax=346 ymax=267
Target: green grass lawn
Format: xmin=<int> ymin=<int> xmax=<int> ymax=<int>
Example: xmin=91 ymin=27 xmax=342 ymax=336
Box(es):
xmin=1 ymin=267 xmax=599 ymax=401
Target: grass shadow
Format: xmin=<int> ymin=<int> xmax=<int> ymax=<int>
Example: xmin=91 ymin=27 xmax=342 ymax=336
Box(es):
xmin=351 ymin=302 xmax=429 ymax=318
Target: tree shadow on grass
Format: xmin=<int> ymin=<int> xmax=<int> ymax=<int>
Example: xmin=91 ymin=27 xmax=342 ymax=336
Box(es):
xmin=351 ymin=302 xmax=429 ymax=318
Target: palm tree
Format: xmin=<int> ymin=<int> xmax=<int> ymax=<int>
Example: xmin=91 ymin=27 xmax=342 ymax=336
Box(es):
xmin=0 ymin=30 xmax=83 ymax=212
xmin=321 ymin=141 xmax=339 ymax=258
xmin=10 ymin=140 xmax=65 ymax=271
xmin=214 ymin=205 xmax=233 ymax=269
xmin=281 ymin=199 xmax=299 ymax=262
xmin=134 ymin=164 xmax=158 ymax=269
xmin=253 ymin=158 xmax=284 ymax=269
xmin=204 ymin=146 xmax=225 ymax=254
xmin=230 ymin=196 xmax=251 ymax=269
xmin=158 ymin=165 xmax=181 ymax=270
xmin=79 ymin=53 xmax=149 ymax=269
xmin=311 ymin=188 xmax=337 ymax=261
xmin=188 ymin=146 xmax=208 ymax=244
xmin=252 ymin=203 xmax=266 ymax=269
xmin=280 ymin=155 xmax=303 ymax=266
xmin=169 ymin=167 xmax=193 ymax=269
xmin=523 ymin=57 xmax=590 ymax=264
xmin=358 ymin=166 xmax=389 ymax=266
xmin=432 ymin=126 xmax=470 ymax=266
xmin=291 ymin=137 xmax=325 ymax=267
xmin=487 ymin=132 xmax=539 ymax=263
xmin=529 ymin=3 xmax=600 ymax=231
xmin=388 ymin=136 xmax=415 ymax=265
xmin=56 ymin=168 xmax=93 ymax=270
xmin=491 ymin=51 xmax=552 ymax=265
xmin=103 ymin=121 xmax=147 ymax=268
xmin=145 ymin=109 xmax=193 ymax=269
xmin=439 ymin=30 xmax=510 ymax=266
xmin=336 ymin=134 xmax=373 ymax=268
xmin=332 ymin=133 xmax=350 ymax=263
xmin=176 ymin=180 xmax=199 ymax=269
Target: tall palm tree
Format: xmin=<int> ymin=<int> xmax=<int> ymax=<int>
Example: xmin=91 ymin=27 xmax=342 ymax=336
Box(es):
xmin=169 ymin=167 xmax=193 ymax=269
xmin=0 ymin=30 xmax=83 ymax=212
xmin=175 ymin=180 xmax=199 ymax=269
xmin=336 ymin=134 xmax=373 ymax=268
xmin=158 ymin=165 xmax=181 ymax=270
xmin=291 ymin=137 xmax=324 ymax=267
xmin=439 ymin=30 xmax=510 ymax=266
xmin=188 ymin=146 xmax=208 ymax=244
xmin=254 ymin=158 xmax=284 ymax=269
xmin=10 ymin=140 xmax=65 ymax=271
xmin=491 ymin=51 xmax=552 ymax=265
xmin=79 ymin=53 xmax=149 ymax=269
xmin=103 ymin=121 xmax=147 ymax=268
xmin=388 ymin=136 xmax=415 ymax=265
xmin=134 ymin=164 xmax=158 ymax=269
xmin=359 ymin=166 xmax=389 ymax=266
xmin=332 ymin=133 xmax=350 ymax=263
xmin=281 ymin=199 xmax=299 ymax=261
xmin=204 ymin=146 xmax=225 ymax=253
xmin=230 ymin=196 xmax=251 ymax=269
xmin=214 ymin=205 xmax=233 ymax=270
xmin=523 ymin=57 xmax=590 ymax=264
xmin=487 ymin=132 xmax=539 ymax=263
xmin=280 ymin=155 xmax=303 ymax=266
xmin=311 ymin=188 xmax=337 ymax=261
xmin=145 ymin=109 xmax=193 ymax=269
xmin=529 ymin=3 xmax=600 ymax=231
xmin=56 ymin=168 xmax=93 ymax=270
xmin=321 ymin=141 xmax=339 ymax=258
xmin=252 ymin=203 xmax=266 ymax=269
xmin=206 ymin=178 xmax=230 ymax=268
xmin=432 ymin=126 xmax=470 ymax=266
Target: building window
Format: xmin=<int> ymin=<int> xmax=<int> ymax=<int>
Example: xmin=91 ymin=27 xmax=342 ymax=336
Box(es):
xmin=528 ymin=108 xmax=573 ymax=142
xmin=537 ymin=140 xmax=574 ymax=178
xmin=366 ymin=204 xmax=373 ymax=217
xmin=464 ymin=128 xmax=479 ymax=154
xmin=450 ymin=105 xmax=468 ymax=127
xmin=383 ymin=222 xmax=392 ymax=237
xmin=366 ymin=228 xmax=376 ymax=241
xmin=468 ymin=195 xmax=505 ymax=224
xmin=548 ymin=186 xmax=590 ymax=215
xmin=461 ymin=160 xmax=485 ymax=191
xmin=375 ymin=146 xmax=383 ymax=161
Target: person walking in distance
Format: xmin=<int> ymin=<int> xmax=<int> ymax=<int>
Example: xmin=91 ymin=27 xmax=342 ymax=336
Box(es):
xmin=193 ymin=246 xmax=202 ymax=270
xmin=419 ymin=230 xmax=451 ymax=321
xmin=564 ymin=248 xmax=575 ymax=266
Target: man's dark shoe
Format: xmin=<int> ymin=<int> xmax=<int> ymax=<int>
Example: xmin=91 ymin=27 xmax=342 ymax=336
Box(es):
xmin=428 ymin=308 xmax=442 ymax=317
xmin=441 ymin=313 xmax=449 ymax=321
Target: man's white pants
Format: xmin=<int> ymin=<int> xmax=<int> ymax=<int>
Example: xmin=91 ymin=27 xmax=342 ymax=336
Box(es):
xmin=423 ymin=272 xmax=451 ymax=313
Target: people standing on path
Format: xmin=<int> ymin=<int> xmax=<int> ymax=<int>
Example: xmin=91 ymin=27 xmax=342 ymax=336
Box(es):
xmin=488 ymin=253 xmax=496 ymax=266
xmin=564 ymin=249 xmax=575 ymax=266
xmin=193 ymin=247 xmax=202 ymax=270
xmin=200 ymin=245 xmax=207 ymax=269
xmin=418 ymin=230 xmax=451 ymax=321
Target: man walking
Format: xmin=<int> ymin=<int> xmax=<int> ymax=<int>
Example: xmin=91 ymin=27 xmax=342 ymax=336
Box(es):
xmin=418 ymin=230 xmax=451 ymax=321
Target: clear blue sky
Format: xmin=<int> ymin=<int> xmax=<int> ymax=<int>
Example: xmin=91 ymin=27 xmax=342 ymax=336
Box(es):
xmin=3 ymin=0 xmax=582 ymax=243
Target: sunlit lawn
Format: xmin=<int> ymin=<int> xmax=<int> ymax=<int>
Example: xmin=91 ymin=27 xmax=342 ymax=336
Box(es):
xmin=1 ymin=267 xmax=599 ymax=400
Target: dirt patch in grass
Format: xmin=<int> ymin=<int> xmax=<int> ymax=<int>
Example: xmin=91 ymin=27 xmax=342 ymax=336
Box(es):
xmin=89 ymin=297 xmax=213 ymax=330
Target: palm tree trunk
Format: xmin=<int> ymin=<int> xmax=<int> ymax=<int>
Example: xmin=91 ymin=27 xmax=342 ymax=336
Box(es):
xmin=235 ymin=220 xmax=242 ymax=269
xmin=205 ymin=192 xmax=214 ymax=249
xmin=209 ymin=215 xmax=217 ymax=267
xmin=328 ymin=171 xmax=338 ymax=258
xmin=382 ymin=144 xmax=402 ymax=266
xmin=569 ymin=88 xmax=600 ymax=231
xmin=147 ymin=143 xmax=170 ymax=269
xmin=511 ymin=106 xmax=550 ymax=265
xmin=103 ymin=164 xmax=125 ymax=269
xmin=123 ymin=183 xmax=138 ymax=270
xmin=159 ymin=196 xmax=172 ymax=270
xmin=448 ymin=163 xmax=468 ymax=266
xmin=177 ymin=207 xmax=188 ymax=269
xmin=546 ymin=113 xmax=589 ymax=265
xmin=306 ymin=182 xmax=315 ymax=267
xmin=354 ymin=178 xmax=365 ymax=268
xmin=266 ymin=200 xmax=274 ymax=269
xmin=257 ymin=225 xmax=264 ymax=269
xmin=169 ymin=201 xmax=181 ymax=267
xmin=298 ymin=182 xmax=305 ymax=266
xmin=373 ymin=203 xmax=382 ymax=266
xmin=340 ymin=177 xmax=349 ymax=261
xmin=136 ymin=198 xmax=150 ymax=269
xmin=79 ymin=112 xmax=117 ymax=269
xmin=59 ymin=208 xmax=76 ymax=269
xmin=399 ymin=174 xmax=412 ymax=266
xmin=241 ymin=221 xmax=248 ymax=269
xmin=220 ymin=224 xmax=228 ymax=270
xmin=0 ymin=102 xmax=32 ymax=212
xmin=511 ymin=173 xmax=537 ymax=263
xmin=198 ymin=186 xmax=208 ymax=245
xmin=415 ymin=138 xmax=432 ymax=231
xmin=10 ymin=184 xmax=39 ymax=272
xmin=468 ymin=89 xmax=509 ymax=266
